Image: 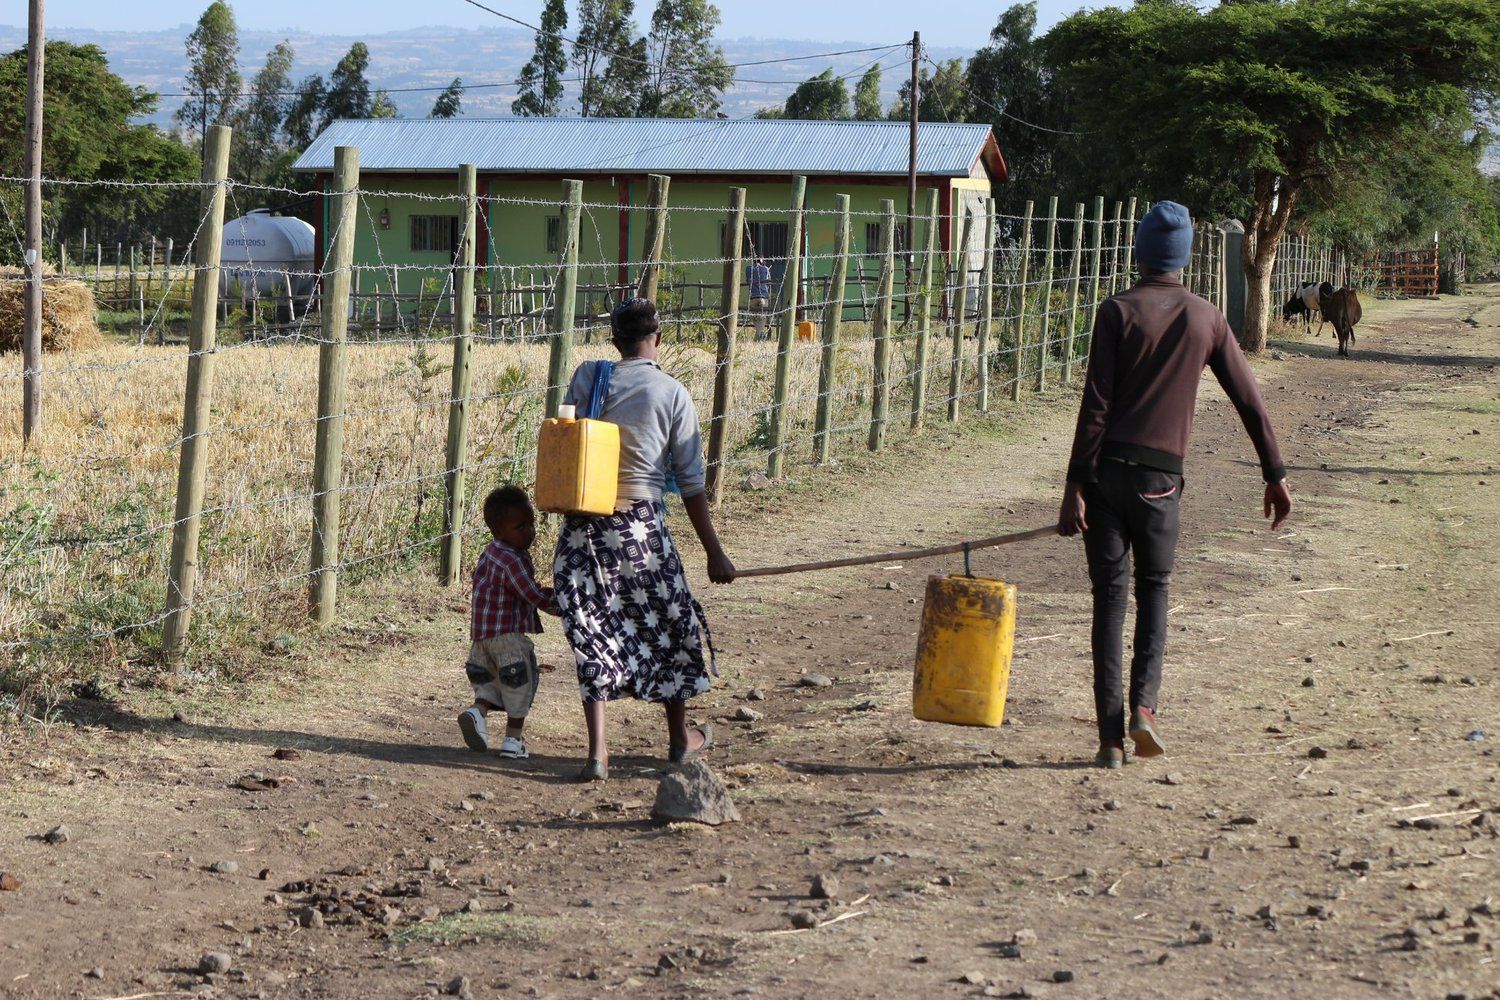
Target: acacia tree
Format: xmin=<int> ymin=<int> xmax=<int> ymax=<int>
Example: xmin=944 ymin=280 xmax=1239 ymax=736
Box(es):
xmin=176 ymin=1 xmax=242 ymax=156
xmin=639 ymin=0 xmax=733 ymax=118
xmin=1045 ymin=0 xmax=1500 ymax=351
xmin=513 ymin=0 xmax=568 ymax=116
xmin=431 ymin=78 xmax=464 ymax=118
xmin=853 ymin=64 xmax=883 ymax=120
xmin=784 ymin=69 xmax=849 ymax=120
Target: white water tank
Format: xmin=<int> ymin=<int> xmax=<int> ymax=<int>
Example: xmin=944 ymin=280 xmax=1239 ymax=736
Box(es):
xmin=219 ymin=209 xmax=317 ymax=314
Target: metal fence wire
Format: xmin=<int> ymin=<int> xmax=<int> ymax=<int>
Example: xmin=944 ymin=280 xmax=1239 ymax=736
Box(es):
xmin=4 ymin=141 xmax=1334 ymax=672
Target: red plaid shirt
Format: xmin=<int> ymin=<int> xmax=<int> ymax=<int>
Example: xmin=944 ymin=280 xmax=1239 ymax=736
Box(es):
xmin=471 ymin=541 xmax=556 ymax=641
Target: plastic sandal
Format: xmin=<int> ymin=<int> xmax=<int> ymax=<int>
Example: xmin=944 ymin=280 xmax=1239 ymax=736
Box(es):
xmin=669 ymin=723 xmax=714 ymax=764
xmin=575 ymin=758 xmax=608 ymax=783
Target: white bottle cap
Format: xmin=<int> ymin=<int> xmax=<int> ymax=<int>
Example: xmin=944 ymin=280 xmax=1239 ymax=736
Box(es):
xmin=557 ymin=404 xmax=576 ymax=420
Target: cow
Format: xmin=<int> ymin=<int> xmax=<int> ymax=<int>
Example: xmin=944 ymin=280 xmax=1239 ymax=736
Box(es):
xmin=1320 ymin=287 xmax=1362 ymax=357
xmin=1281 ymin=281 xmax=1334 ymax=334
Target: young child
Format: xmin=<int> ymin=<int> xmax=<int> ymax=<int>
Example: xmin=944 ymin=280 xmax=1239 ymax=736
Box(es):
xmin=459 ymin=485 xmax=559 ymax=758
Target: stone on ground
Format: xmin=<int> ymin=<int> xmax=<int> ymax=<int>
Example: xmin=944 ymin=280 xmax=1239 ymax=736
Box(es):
xmin=652 ymin=760 xmax=741 ymax=826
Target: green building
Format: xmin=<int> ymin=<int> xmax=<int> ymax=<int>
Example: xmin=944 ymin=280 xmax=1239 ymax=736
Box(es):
xmin=291 ymin=117 xmax=1007 ymax=320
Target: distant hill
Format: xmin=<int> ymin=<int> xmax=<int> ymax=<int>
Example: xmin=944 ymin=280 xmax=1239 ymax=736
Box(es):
xmin=0 ymin=23 xmax=967 ymax=124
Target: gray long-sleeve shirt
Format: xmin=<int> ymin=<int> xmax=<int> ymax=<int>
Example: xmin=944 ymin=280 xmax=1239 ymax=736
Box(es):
xmin=564 ymin=358 xmax=706 ymax=501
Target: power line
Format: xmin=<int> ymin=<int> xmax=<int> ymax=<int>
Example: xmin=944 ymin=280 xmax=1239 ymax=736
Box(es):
xmin=920 ymin=53 xmax=1093 ymax=137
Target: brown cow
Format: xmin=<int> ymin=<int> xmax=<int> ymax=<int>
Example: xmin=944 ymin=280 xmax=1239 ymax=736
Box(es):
xmin=1320 ymin=287 xmax=1362 ymax=357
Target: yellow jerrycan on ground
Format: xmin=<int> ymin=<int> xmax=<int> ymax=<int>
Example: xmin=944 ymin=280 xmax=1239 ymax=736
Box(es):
xmin=534 ymin=361 xmax=620 ymax=516
xmin=912 ymin=573 xmax=1017 ymax=727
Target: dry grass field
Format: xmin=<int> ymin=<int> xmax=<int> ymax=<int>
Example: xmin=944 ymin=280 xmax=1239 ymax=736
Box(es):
xmin=0 ymin=318 xmax=972 ymax=709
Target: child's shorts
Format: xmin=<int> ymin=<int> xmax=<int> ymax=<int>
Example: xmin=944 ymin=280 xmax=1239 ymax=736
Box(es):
xmin=465 ymin=633 xmax=540 ymax=718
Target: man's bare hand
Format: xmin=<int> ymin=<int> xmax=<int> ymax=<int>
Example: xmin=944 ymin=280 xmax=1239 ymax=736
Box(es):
xmin=1264 ymin=479 xmax=1292 ymax=531
xmin=1058 ymin=482 xmax=1088 ymax=537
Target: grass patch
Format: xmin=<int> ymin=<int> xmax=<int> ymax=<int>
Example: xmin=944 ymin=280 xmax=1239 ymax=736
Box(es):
xmin=392 ymin=912 xmax=550 ymax=947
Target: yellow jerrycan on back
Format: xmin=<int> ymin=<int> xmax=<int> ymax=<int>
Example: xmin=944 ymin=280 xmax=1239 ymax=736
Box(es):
xmin=534 ymin=361 xmax=620 ymax=517
xmin=912 ymin=573 xmax=1017 ymax=728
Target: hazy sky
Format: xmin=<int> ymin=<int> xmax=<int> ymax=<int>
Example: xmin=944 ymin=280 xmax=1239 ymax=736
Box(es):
xmin=38 ymin=0 xmax=1098 ymax=48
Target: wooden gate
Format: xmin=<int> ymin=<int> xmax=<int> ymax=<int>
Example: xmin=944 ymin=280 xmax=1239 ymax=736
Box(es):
xmin=1365 ymin=244 xmax=1439 ymax=296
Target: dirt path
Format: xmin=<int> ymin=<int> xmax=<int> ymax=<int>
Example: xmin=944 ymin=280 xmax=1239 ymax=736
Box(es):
xmin=4 ymin=288 xmax=1498 ymax=1000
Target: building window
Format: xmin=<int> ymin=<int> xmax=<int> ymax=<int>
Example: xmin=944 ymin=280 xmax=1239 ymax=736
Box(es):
xmin=864 ymin=221 xmax=908 ymax=256
xmin=743 ymin=221 xmax=790 ymax=260
xmin=715 ymin=221 xmax=792 ymax=261
xmin=546 ymin=216 xmax=561 ymax=254
xmin=410 ymin=215 xmax=459 ymax=254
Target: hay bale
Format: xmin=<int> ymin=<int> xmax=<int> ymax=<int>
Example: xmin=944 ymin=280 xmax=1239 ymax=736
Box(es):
xmin=0 ymin=265 xmax=103 ymax=353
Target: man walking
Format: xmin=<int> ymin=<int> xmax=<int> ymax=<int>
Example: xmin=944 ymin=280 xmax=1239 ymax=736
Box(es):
xmin=1058 ymin=201 xmax=1292 ymax=769
xmin=747 ymin=257 xmax=772 ymax=339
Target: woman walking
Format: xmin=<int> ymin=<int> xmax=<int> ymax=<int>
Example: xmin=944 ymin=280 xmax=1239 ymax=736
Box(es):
xmin=554 ymin=298 xmax=736 ymax=782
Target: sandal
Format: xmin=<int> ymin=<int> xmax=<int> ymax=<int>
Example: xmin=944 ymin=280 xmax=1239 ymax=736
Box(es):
xmin=574 ymin=758 xmax=608 ymax=783
xmin=669 ymin=723 xmax=714 ymax=764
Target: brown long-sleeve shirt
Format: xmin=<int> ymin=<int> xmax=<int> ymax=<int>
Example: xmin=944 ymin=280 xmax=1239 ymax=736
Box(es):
xmin=1066 ymin=274 xmax=1285 ymax=485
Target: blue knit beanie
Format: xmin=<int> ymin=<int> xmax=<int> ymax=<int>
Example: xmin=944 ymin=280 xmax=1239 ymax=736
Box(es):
xmin=1134 ymin=201 xmax=1192 ymax=273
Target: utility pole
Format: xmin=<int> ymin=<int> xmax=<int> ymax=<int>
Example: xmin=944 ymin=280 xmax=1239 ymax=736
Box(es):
xmin=22 ymin=0 xmax=45 ymax=443
xmin=905 ymin=29 xmax=919 ymax=323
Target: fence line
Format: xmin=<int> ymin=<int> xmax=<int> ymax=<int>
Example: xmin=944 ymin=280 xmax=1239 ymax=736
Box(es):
xmin=0 ymin=151 xmax=1378 ymax=676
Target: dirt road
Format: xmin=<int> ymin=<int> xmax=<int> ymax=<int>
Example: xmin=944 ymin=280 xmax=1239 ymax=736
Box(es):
xmin=3 ymin=288 xmax=1498 ymax=999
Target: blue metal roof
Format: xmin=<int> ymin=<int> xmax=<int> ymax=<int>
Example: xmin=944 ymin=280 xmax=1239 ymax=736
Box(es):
xmin=291 ymin=117 xmax=1003 ymax=179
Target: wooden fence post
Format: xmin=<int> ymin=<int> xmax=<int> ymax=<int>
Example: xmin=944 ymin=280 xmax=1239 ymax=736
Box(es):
xmin=1086 ymin=196 xmax=1104 ymax=346
xmin=948 ymin=208 xmax=975 ymax=422
xmin=1036 ymin=195 xmax=1058 ymax=393
xmin=814 ymin=193 xmax=851 ymax=463
xmin=706 ymin=187 xmax=746 ymax=505
xmin=309 ymin=145 xmax=359 ymax=625
xmin=1122 ymin=196 xmax=1138 ymax=291
xmin=975 ymin=198 xmax=996 ymax=413
xmin=440 ymin=164 xmax=479 ymax=586
xmin=766 ymin=174 xmax=807 ymax=478
xmin=868 ymin=199 xmax=896 ymax=452
xmin=1011 ymin=200 xmax=1034 ymax=403
xmin=910 ymin=187 xmax=939 ymax=429
xmin=1107 ymin=200 xmax=1125 ymax=295
xmin=130 ymin=244 xmax=141 ymax=327
xmin=636 ymin=173 xmax=670 ymax=301
xmin=1185 ymin=225 xmax=1197 ymax=294
xmin=161 ymin=125 xmax=231 ymax=662
xmin=1062 ymin=201 xmax=1085 ymax=383
xmin=545 ymin=179 xmax=584 ymax=417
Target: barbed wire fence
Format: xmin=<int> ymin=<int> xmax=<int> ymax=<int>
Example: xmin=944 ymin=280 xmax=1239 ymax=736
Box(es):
xmin=4 ymin=128 xmax=1265 ymax=705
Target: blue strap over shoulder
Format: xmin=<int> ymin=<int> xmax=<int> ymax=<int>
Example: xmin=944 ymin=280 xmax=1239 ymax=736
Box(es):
xmin=583 ymin=360 xmax=614 ymax=420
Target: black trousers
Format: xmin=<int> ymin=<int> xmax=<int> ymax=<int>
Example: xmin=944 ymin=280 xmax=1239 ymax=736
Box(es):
xmin=1082 ymin=460 xmax=1183 ymax=743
